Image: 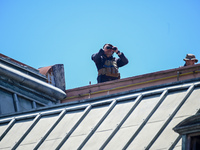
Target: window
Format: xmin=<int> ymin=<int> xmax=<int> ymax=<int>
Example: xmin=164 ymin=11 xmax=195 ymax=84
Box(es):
xmin=188 ymin=134 xmax=200 ymax=150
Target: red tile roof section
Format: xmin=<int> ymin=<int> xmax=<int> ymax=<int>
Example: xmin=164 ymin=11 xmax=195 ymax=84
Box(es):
xmin=38 ymin=66 xmax=52 ymax=75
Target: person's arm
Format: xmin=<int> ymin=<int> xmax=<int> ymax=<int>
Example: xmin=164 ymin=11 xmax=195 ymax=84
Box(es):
xmin=91 ymin=49 xmax=104 ymax=62
xmin=111 ymin=46 xmax=128 ymax=67
xmin=116 ymin=52 xmax=129 ymax=67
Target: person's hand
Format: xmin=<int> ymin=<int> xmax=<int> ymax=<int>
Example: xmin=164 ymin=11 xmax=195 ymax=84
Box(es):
xmin=112 ymin=46 xmax=121 ymax=55
xmin=112 ymin=46 xmax=118 ymax=53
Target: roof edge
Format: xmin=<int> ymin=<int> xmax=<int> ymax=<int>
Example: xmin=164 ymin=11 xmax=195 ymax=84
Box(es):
xmin=0 ymin=63 xmax=66 ymax=100
xmin=64 ymin=64 xmax=200 ymax=102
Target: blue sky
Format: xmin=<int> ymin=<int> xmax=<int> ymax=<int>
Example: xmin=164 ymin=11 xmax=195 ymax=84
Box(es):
xmin=1 ymin=0 xmax=200 ymax=89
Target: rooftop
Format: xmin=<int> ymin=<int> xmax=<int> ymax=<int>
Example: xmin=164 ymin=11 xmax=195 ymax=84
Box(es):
xmin=0 ymin=53 xmax=66 ymax=115
xmin=0 ymin=53 xmax=200 ymax=149
xmin=0 ymin=77 xmax=199 ymax=149
xmin=64 ymin=63 xmax=200 ymax=103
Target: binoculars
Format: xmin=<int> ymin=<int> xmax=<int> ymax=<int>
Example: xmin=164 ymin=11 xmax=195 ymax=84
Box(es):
xmin=112 ymin=47 xmax=117 ymax=51
xmin=106 ymin=46 xmax=117 ymax=51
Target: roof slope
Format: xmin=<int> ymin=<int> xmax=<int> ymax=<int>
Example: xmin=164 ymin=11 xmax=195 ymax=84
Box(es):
xmin=0 ymin=79 xmax=200 ymax=150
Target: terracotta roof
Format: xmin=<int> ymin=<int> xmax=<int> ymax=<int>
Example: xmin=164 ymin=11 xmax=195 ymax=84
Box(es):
xmin=64 ymin=63 xmax=200 ymax=102
xmin=38 ymin=66 xmax=52 ymax=75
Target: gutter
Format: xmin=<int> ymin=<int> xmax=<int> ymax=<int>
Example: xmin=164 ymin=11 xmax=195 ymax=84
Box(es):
xmin=0 ymin=63 xmax=66 ymax=100
xmin=0 ymin=54 xmax=46 ymax=81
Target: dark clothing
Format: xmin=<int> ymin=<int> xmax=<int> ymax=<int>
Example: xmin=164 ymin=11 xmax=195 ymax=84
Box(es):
xmin=97 ymin=75 xmax=119 ymax=83
xmin=92 ymin=49 xmax=128 ymax=83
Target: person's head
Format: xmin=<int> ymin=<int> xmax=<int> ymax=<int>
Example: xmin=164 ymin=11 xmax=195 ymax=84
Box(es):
xmin=184 ymin=54 xmax=198 ymax=66
xmin=103 ymin=44 xmax=114 ymax=57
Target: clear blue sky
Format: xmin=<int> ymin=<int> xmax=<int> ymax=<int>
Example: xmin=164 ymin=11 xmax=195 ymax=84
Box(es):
xmin=1 ymin=0 xmax=200 ymax=89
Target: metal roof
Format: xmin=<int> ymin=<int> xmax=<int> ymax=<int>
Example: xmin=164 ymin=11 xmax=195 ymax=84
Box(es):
xmin=0 ymin=80 xmax=200 ymax=149
xmin=0 ymin=53 xmax=46 ymax=81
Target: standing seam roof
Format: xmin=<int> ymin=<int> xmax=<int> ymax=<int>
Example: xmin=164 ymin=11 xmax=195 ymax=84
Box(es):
xmin=0 ymin=81 xmax=200 ymax=149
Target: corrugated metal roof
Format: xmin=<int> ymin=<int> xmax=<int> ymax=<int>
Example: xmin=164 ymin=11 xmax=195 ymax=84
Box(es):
xmin=0 ymin=80 xmax=200 ymax=149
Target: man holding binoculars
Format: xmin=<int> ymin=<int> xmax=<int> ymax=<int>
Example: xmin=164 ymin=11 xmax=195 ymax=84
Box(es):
xmin=92 ymin=43 xmax=128 ymax=83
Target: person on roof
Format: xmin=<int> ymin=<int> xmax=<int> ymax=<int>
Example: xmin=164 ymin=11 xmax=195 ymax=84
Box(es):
xmin=183 ymin=54 xmax=198 ymax=66
xmin=92 ymin=43 xmax=128 ymax=83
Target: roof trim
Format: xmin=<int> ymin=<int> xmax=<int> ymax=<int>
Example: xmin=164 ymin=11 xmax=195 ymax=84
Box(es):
xmin=64 ymin=64 xmax=200 ymax=102
xmin=0 ymin=63 xmax=66 ymax=100
xmin=173 ymin=113 xmax=200 ymax=135
xmin=0 ymin=53 xmax=46 ymax=80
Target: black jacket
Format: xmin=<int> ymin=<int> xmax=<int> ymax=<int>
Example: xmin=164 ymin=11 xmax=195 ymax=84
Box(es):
xmin=92 ymin=49 xmax=128 ymax=83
